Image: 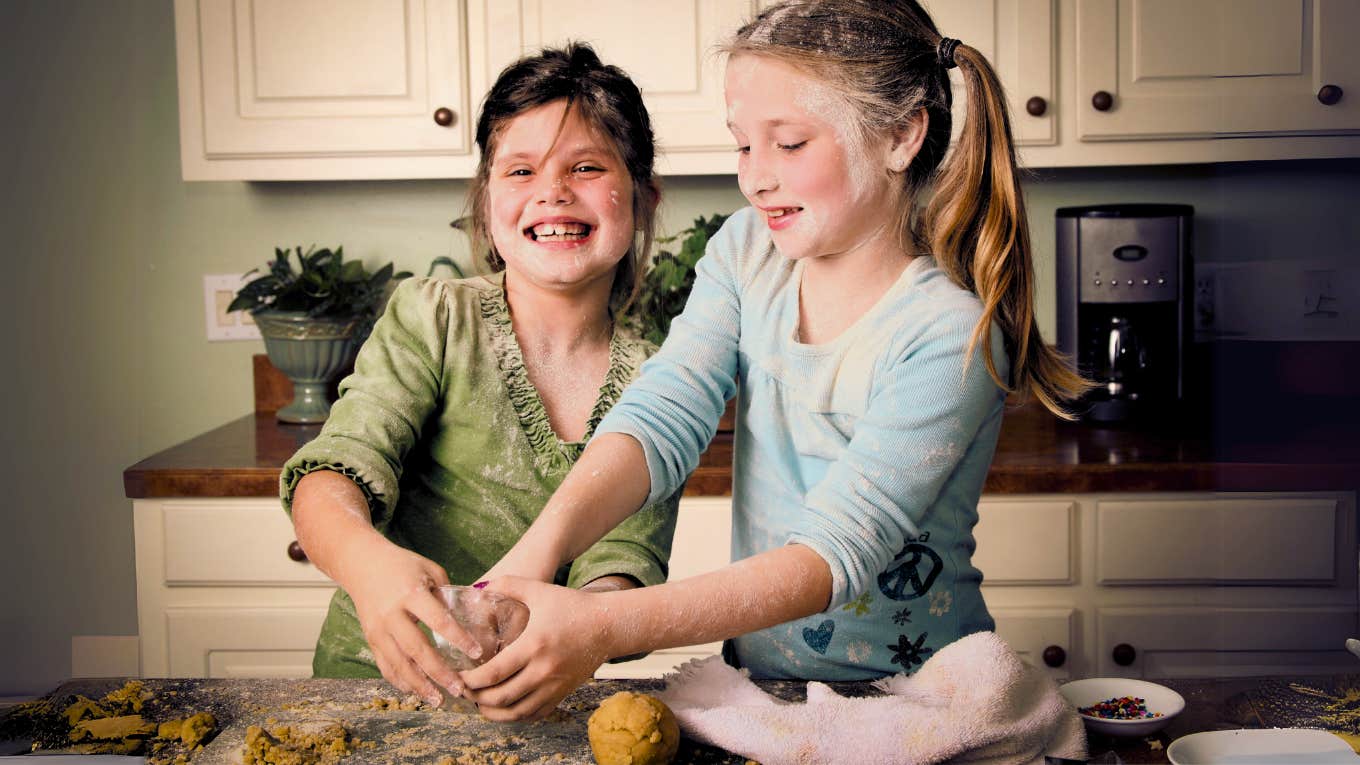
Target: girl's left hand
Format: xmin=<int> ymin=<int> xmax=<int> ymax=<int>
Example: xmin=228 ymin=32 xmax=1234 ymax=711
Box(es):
xmin=458 ymin=577 xmax=612 ymax=721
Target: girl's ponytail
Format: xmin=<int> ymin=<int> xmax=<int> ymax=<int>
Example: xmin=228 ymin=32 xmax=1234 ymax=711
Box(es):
xmin=923 ymin=43 xmax=1091 ymax=418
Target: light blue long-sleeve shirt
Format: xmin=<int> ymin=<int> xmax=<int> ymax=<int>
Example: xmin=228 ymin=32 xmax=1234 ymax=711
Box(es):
xmin=597 ymin=206 xmax=1009 ymax=680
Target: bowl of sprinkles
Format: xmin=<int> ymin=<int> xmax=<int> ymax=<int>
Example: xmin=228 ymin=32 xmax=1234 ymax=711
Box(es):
xmin=1058 ymin=678 xmax=1185 ymax=737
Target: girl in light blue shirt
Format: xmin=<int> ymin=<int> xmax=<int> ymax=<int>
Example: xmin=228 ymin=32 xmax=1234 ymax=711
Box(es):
xmin=459 ymin=0 xmax=1088 ymax=721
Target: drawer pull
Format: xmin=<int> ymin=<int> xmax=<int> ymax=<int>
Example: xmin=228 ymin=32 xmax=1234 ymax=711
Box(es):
xmin=433 ymin=107 xmax=456 ymax=127
xmin=1042 ymin=645 xmax=1066 ymax=668
xmin=1318 ymin=85 xmax=1343 ymax=106
xmin=1112 ymin=643 xmax=1137 ymax=666
xmin=1025 ymin=96 xmax=1048 ymax=117
xmin=287 ymin=541 xmax=308 ymax=563
xmin=1091 ymin=90 xmax=1114 ymax=112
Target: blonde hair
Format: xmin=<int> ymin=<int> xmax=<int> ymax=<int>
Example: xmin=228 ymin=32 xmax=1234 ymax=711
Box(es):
xmin=725 ymin=0 xmax=1090 ymax=416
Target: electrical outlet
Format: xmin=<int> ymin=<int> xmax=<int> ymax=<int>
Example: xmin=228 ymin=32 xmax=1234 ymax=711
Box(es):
xmin=1302 ymin=269 xmax=1340 ymax=319
xmin=203 ymin=274 xmax=261 ymax=341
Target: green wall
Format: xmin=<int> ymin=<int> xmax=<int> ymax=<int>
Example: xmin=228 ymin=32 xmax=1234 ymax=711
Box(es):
xmin=1 ymin=1 xmax=1355 ymax=695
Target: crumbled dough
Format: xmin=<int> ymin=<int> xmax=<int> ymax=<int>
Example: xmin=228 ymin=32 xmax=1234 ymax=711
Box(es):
xmin=70 ymin=714 xmax=156 ymax=742
xmin=586 ymin=691 xmax=679 ymax=765
xmin=242 ymin=721 xmax=354 ymax=765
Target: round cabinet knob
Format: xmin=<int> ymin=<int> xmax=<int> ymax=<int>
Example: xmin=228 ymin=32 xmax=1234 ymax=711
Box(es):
xmin=1026 ymin=96 xmax=1048 ymax=117
xmin=1112 ymin=643 xmax=1137 ymax=666
xmin=433 ymin=107 xmax=456 ymax=127
xmin=1042 ymin=645 xmax=1067 ymax=668
xmin=287 ymin=540 xmax=308 ymax=563
xmin=1091 ymin=90 xmax=1114 ymax=112
xmin=1318 ymin=85 xmax=1343 ymax=106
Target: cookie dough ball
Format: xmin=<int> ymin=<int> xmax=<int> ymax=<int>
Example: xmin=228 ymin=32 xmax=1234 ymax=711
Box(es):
xmin=587 ymin=691 xmax=679 ymax=765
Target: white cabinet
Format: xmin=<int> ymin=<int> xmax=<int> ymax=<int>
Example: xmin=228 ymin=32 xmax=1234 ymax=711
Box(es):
xmin=977 ymin=491 xmax=1359 ymax=681
xmin=483 ymin=0 xmax=758 ymax=175
xmin=132 ymin=495 xmax=735 ymax=680
xmin=134 ymin=491 xmax=1357 ymax=682
xmin=174 ymin=0 xmax=1360 ymax=179
xmin=175 ymin=0 xmax=490 ymax=180
xmin=1074 ymin=0 xmax=1360 ymax=142
xmin=175 ymin=0 xmax=759 ymax=180
xmin=1035 ymin=0 xmax=1360 ymax=166
xmin=924 ymin=0 xmax=1058 ymax=147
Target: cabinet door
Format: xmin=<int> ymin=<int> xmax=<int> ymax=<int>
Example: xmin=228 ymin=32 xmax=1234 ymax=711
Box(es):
xmin=176 ymin=0 xmax=474 ymax=179
xmin=1097 ymin=606 xmax=1358 ymax=678
xmin=1075 ymin=0 xmax=1360 ymax=141
xmin=165 ymin=607 xmax=329 ymax=678
xmin=992 ymin=607 xmax=1078 ymax=680
xmin=483 ymin=0 xmax=757 ymax=174
xmin=925 ymin=0 xmax=1057 ymax=146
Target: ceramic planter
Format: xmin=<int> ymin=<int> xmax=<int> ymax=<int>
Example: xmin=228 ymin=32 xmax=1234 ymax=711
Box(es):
xmin=252 ymin=310 xmax=363 ymax=424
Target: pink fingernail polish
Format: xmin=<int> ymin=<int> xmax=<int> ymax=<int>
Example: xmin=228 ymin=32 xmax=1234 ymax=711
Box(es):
xmin=472 ymin=581 xmax=488 ymax=589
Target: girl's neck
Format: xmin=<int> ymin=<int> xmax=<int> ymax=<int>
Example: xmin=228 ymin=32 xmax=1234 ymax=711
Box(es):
xmin=797 ymin=238 xmax=916 ymax=345
xmin=503 ymin=273 xmax=614 ymax=353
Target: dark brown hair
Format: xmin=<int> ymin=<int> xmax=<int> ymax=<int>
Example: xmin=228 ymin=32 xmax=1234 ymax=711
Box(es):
xmin=725 ymin=0 xmax=1089 ymax=416
xmin=466 ymin=42 xmax=660 ymax=312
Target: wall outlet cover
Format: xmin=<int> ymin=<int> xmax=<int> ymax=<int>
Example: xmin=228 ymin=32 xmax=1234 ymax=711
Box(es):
xmin=204 ymin=274 xmax=261 ymax=341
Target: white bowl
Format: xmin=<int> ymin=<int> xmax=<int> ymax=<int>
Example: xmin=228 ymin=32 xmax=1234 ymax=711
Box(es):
xmin=1058 ymin=677 xmax=1185 ymax=738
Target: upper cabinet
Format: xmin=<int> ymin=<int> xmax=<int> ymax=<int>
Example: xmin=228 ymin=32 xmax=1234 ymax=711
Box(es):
xmin=924 ymin=0 xmax=1058 ymax=147
xmin=175 ymin=0 xmax=1360 ymax=180
xmin=483 ymin=0 xmax=759 ymax=175
xmin=175 ymin=0 xmax=487 ymax=180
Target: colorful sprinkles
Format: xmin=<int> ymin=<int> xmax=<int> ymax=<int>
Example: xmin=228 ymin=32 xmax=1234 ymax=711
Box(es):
xmin=1078 ymin=695 xmax=1164 ymax=720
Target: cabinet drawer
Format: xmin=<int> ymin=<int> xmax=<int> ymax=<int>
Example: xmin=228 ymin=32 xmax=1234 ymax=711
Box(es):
xmin=161 ymin=500 xmax=331 ymax=586
xmin=1096 ymin=498 xmax=1341 ymax=584
xmin=1097 ymin=605 xmax=1358 ymax=678
xmin=165 ymin=607 xmax=329 ymax=678
xmin=975 ymin=500 xmax=1076 ymax=584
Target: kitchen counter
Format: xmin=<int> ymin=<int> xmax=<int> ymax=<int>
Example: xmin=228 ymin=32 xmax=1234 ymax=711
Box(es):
xmin=4 ymin=674 xmax=1359 ymax=764
xmin=123 ymin=399 xmax=1360 ymax=499
xmin=124 ymin=353 xmax=1359 ymax=498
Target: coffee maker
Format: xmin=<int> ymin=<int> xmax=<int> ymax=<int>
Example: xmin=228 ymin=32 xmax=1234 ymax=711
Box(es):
xmin=1056 ymin=204 xmax=1193 ymax=423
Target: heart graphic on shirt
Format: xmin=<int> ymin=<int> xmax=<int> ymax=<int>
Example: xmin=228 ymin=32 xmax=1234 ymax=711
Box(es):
xmin=802 ymin=619 xmax=835 ymax=654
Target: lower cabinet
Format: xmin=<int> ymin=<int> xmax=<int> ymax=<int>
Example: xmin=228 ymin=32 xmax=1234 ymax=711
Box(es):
xmin=134 ymin=490 xmax=1357 ymax=682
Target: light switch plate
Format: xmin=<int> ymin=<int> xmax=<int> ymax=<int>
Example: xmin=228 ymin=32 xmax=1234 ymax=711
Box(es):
xmin=203 ymin=273 xmax=261 ymax=341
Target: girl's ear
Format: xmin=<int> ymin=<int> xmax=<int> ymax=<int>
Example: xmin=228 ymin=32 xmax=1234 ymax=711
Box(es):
xmin=887 ymin=110 xmax=930 ymax=172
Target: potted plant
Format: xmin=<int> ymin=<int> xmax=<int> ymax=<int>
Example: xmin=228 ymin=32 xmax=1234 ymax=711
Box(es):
xmin=622 ymin=213 xmax=729 ymax=345
xmin=229 ymin=245 xmax=411 ymax=423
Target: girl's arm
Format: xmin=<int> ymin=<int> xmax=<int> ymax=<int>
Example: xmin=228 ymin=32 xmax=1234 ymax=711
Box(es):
xmin=461 ymin=543 xmax=832 ymax=721
xmin=291 ymin=470 xmax=478 ymax=707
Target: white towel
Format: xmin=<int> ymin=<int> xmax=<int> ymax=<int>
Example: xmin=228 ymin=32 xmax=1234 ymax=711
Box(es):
xmin=656 ymin=632 xmax=1087 ymax=765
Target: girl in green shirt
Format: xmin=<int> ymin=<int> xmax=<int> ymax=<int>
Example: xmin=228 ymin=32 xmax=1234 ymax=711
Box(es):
xmin=280 ymin=43 xmax=678 ymax=708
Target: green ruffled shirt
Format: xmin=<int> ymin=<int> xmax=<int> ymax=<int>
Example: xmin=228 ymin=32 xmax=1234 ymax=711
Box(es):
xmin=280 ymin=273 xmax=680 ymax=678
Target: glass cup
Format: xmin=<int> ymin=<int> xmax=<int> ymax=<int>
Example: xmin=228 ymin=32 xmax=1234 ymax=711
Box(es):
xmin=431 ymin=584 xmax=529 ymax=712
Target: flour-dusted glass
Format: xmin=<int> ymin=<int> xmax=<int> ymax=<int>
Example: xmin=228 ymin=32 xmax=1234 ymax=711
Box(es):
xmin=431 ymin=585 xmax=529 ymax=712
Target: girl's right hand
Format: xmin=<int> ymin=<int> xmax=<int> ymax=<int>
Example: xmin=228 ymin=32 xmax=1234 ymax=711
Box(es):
xmin=336 ymin=536 xmax=480 ymax=707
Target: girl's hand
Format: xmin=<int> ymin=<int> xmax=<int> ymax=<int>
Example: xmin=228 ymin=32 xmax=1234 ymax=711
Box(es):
xmin=336 ymin=536 xmax=481 ymax=707
xmin=458 ymin=577 xmax=612 ymax=721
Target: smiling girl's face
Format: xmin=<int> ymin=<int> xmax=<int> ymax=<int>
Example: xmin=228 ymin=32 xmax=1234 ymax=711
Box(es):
xmin=486 ymin=99 xmax=636 ymax=297
xmin=725 ymin=54 xmax=905 ymax=264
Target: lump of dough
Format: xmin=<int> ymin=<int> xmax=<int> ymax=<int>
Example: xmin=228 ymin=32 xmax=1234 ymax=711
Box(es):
xmin=587 ymin=691 xmax=679 ymax=765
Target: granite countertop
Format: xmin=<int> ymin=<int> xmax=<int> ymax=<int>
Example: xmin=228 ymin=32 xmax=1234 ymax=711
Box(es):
xmin=124 ymin=356 xmax=1359 ymax=499
xmin=5 ymin=674 xmax=1360 ymax=764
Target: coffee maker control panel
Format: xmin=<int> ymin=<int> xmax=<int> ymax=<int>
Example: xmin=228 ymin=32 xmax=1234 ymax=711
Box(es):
xmin=1077 ymin=218 xmax=1182 ymax=304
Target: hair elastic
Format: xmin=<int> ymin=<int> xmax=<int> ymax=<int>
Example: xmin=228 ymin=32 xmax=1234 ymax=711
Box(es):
xmin=937 ymin=37 xmax=961 ymax=70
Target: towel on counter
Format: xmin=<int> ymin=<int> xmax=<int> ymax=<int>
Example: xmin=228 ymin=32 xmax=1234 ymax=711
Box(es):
xmin=656 ymin=632 xmax=1087 ymax=765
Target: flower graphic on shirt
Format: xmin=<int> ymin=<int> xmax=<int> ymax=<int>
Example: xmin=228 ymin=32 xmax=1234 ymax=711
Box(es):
xmin=929 ymin=590 xmax=952 ymax=617
xmin=841 ymin=591 xmax=873 ymax=617
xmin=887 ymin=632 xmax=933 ymax=669
xmin=892 ymin=608 xmax=912 ymax=626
